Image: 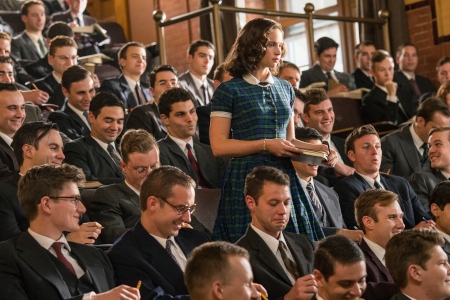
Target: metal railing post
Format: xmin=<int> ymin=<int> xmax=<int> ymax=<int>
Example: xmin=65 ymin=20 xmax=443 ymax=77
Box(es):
xmin=153 ymin=9 xmax=167 ymax=64
xmin=304 ymin=3 xmax=315 ymax=66
xmin=210 ymin=0 xmax=224 ymax=64
xmin=378 ymin=9 xmax=390 ymax=54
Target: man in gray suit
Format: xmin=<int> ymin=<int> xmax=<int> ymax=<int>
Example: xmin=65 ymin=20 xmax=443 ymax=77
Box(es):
xmin=291 ymin=126 xmax=363 ymax=241
xmin=178 ymin=40 xmax=215 ymax=106
xmin=386 ymin=229 xmax=450 ymax=300
xmin=299 ymin=37 xmax=355 ymax=96
xmin=429 ymin=181 xmax=450 ymax=261
xmin=381 ymin=97 xmax=450 ymax=179
xmin=409 ymin=128 xmax=450 ymax=211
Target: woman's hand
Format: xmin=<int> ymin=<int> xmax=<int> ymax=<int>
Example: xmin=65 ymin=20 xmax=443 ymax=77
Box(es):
xmin=265 ymin=138 xmax=303 ymax=157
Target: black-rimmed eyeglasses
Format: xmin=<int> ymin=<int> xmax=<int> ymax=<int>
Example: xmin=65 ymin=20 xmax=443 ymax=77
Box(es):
xmin=49 ymin=195 xmax=82 ymax=207
xmin=159 ymin=197 xmax=196 ymax=215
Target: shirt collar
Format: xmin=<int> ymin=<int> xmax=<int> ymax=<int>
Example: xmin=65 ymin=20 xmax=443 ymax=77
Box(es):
xmin=375 ymin=84 xmax=389 ymax=94
xmin=401 ymin=71 xmax=414 ymax=80
xmin=124 ymin=75 xmax=138 ymax=90
xmin=91 ymin=135 xmax=110 ymax=152
xmin=189 ymin=72 xmax=207 ymax=90
xmin=168 ymin=134 xmax=193 ymax=151
xmin=243 ymin=72 xmax=275 ymax=86
xmin=441 ymin=170 xmax=450 ymax=180
xmin=250 ymin=224 xmax=286 ymax=256
xmin=299 ymin=177 xmax=314 ymax=196
xmin=24 ymin=30 xmax=42 ymax=43
xmin=0 ymin=132 xmax=13 ymax=147
xmin=124 ymin=180 xmax=140 ymax=196
xmin=363 ymin=237 xmax=386 ymax=265
xmin=150 ymin=232 xmax=178 ymax=250
xmin=52 ymin=72 xmax=62 ymax=84
xmin=355 ymin=171 xmax=381 ymax=189
xmin=409 ymin=124 xmax=425 ymax=149
xmin=28 ymin=228 xmax=71 ymax=252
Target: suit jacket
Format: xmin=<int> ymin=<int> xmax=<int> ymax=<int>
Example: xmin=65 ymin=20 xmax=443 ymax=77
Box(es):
xmin=381 ymin=125 xmax=431 ymax=179
xmin=11 ymin=31 xmax=41 ymax=63
xmin=48 ymin=105 xmax=90 ymax=140
xmin=158 ymin=136 xmax=225 ymax=188
xmin=443 ymin=239 xmax=450 ymax=262
xmin=0 ymin=136 xmax=19 ymax=182
xmin=12 ymin=56 xmax=36 ymax=85
xmin=126 ymin=103 xmax=167 ymax=140
xmin=89 ymin=181 xmax=140 ymax=244
xmin=24 ymin=102 xmax=45 ymax=123
xmin=390 ymin=293 xmax=414 ymax=300
xmin=196 ymin=102 xmax=211 ymax=145
xmin=353 ymin=68 xmax=374 ymax=90
xmin=63 ymin=135 xmax=125 ymax=184
xmin=236 ymin=226 xmax=315 ymax=300
xmin=361 ymin=85 xmax=409 ymax=125
xmin=43 ymin=0 xmax=68 ymax=14
xmin=178 ymin=71 xmax=215 ymax=106
xmin=25 ymin=54 xmax=53 ymax=79
xmin=359 ymin=239 xmax=399 ymax=300
xmin=100 ymin=74 xmax=152 ymax=109
xmin=409 ymin=169 xmax=447 ymax=212
xmin=27 ymin=73 xmax=66 ymax=109
xmin=50 ymin=10 xmax=97 ymax=25
xmin=107 ymin=221 xmax=210 ymax=300
xmin=394 ymin=71 xmax=435 ymax=118
xmin=315 ymin=180 xmax=346 ymax=235
xmin=299 ymin=64 xmax=356 ymax=91
xmin=0 ymin=231 xmax=114 ymax=300
xmin=334 ymin=173 xmax=430 ymax=229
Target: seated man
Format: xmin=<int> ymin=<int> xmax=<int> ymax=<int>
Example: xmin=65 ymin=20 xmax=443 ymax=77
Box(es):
xmin=409 ymin=127 xmax=450 ymax=211
xmin=107 ymin=166 xmax=210 ymax=299
xmin=313 ymin=235 xmax=367 ymax=300
xmin=236 ymin=166 xmax=317 ymax=300
xmin=278 ymin=61 xmax=301 ymax=88
xmin=430 ymin=181 xmax=450 ymax=260
xmin=0 ymin=164 xmax=140 ymax=300
xmin=48 ymin=65 xmax=94 ymax=140
xmin=334 ymin=124 xmax=431 ymax=229
xmin=126 ymin=64 xmax=178 ymax=140
xmin=381 ymin=97 xmax=450 ymax=179
xmin=386 ymin=229 xmax=450 ymax=300
xmin=89 ymin=129 xmax=160 ymax=244
xmin=300 ymin=37 xmax=355 ymax=96
xmin=185 ymin=241 xmax=262 ymax=300
xmin=63 ymin=92 xmax=125 ymax=184
xmin=352 ymin=41 xmax=376 ymax=89
xmin=158 ymin=87 xmax=225 ymax=188
xmin=354 ymin=189 xmax=403 ymax=300
xmin=292 ymin=127 xmax=363 ymax=241
xmin=293 ymin=88 xmax=306 ymax=127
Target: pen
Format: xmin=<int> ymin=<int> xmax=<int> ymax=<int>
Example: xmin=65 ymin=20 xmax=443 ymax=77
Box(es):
xmin=354 ymin=226 xmax=360 ymax=230
xmin=260 ymin=292 xmax=268 ymax=300
xmin=422 ymin=217 xmax=429 ymax=224
xmin=387 ymin=168 xmax=391 ymax=174
xmin=136 ymin=280 xmax=142 ymax=290
xmin=32 ymin=83 xmax=39 ymax=90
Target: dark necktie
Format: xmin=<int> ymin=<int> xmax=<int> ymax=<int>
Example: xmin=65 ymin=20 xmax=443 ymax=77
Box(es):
xmin=326 ymin=72 xmax=332 ymax=80
xmin=374 ymin=180 xmax=382 ymax=189
xmin=186 ymin=143 xmax=208 ymax=188
xmin=278 ymin=241 xmax=300 ymax=280
xmin=107 ymin=144 xmax=121 ymax=167
xmin=165 ymin=240 xmax=180 ymax=267
xmin=52 ymin=242 xmax=76 ymax=276
xmin=135 ymin=83 xmax=144 ymax=105
xmin=200 ymin=84 xmax=209 ymax=105
xmin=421 ymin=143 xmax=429 ymax=164
xmin=410 ymin=78 xmax=421 ymax=97
xmin=306 ymin=182 xmax=323 ymax=216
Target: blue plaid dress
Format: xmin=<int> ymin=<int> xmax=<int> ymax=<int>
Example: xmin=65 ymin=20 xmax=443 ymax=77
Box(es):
xmin=211 ymin=75 xmax=325 ymax=242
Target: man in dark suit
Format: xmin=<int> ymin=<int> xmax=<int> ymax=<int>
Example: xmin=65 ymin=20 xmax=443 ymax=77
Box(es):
xmin=409 ymin=128 xmax=450 ymax=211
xmin=386 ymin=229 xmax=450 ymax=300
xmin=27 ymin=36 xmax=79 ymax=109
xmin=108 ymin=166 xmax=210 ymax=299
xmin=394 ymin=43 xmax=436 ymax=115
xmin=299 ymin=37 xmax=355 ymax=96
xmin=126 ymin=64 xmax=178 ymax=140
xmin=429 ymin=181 xmax=450 ymax=261
xmin=63 ymin=92 xmax=125 ymax=184
xmin=334 ymin=124 xmax=432 ymax=230
xmin=178 ymin=40 xmax=215 ymax=107
xmin=0 ymin=163 xmax=140 ymax=300
xmin=312 ymin=235 xmax=367 ymax=300
xmin=381 ymin=97 xmax=450 ymax=179
xmin=354 ymin=189 xmax=403 ymax=300
xmin=43 ymin=0 xmax=69 ymax=15
xmin=157 ymin=88 xmax=225 ymax=188
xmin=100 ymin=42 xmax=151 ymax=110
xmin=11 ymin=0 xmax=47 ymax=64
xmin=352 ymin=41 xmax=376 ymax=89
xmin=48 ymin=65 xmax=94 ymax=140
xmin=236 ymin=166 xmax=317 ymax=300
xmin=292 ymin=127 xmax=363 ymax=241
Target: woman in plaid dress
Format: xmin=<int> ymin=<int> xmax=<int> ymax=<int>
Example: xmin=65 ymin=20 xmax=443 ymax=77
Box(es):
xmin=210 ymin=18 xmax=329 ymax=242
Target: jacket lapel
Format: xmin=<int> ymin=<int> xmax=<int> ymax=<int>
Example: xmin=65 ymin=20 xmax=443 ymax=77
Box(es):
xmin=164 ymin=137 xmax=190 ymax=169
xmin=398 ymin=126 xmax=422 ymax=172
xmin=0 ymin=137 xmax=18 ymax=170
xmin=315 ymin=182 xmax=339 ymax=227
xmin=359 ymin=239 xmax=392 ymax=280
xmin=285 ymin=233 xmax=310 ymax=276
xmin=64 ymin=106 xmax=90 ymax=134
xmin=119 ymin=75 xmax=137 ymax=108
xmin=85 ymin=136 xmax=123 ymax=177
xmin=117 ymin=181 xmax=140 ymax=208
xmin=23 ymin=33 xmax=41 ymax=57
xmin=353 ymin=172 xmax=373 ymax=190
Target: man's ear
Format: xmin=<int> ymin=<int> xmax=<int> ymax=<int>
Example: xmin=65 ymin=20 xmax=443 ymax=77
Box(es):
xmin=245 ymin=195 xmax=256 ymax=211
xmin=408 ymin=264 xmax=423 ymax=283
xmin=160 ymin=114 xmax=170 ymax=126
xmin=362 ymin=216 xmax=374 ymax=232
xmin=146 ymin=196 xmax=160 ymax=212
xmin=211 ymin=281 xmax=224 ymax=299
xmin=347 ymin=150 xmax=356 ymax=163
xmin=314 ymin=269 xmax=326 ymax=287
xmin=301 ymin=112 xmax=309 ymax=125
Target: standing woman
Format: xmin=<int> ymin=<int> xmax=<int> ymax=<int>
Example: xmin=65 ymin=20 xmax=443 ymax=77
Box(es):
xmin=210 ymin=18 xmax=327 ymax=242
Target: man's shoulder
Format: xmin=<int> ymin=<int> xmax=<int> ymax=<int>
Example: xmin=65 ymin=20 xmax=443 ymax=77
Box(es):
xmin=283 ymin=231 xmax=313 ymax=244
xmin=50 ymin=10 xmax=70 ymax=20
xmin=64 ymin=136 xmax=92 ymax=149
xmin=129 ymin=103 xmax=155 ymax=115
xmin=381 ymin=173 xmax=408 ymax=185
xmin=381 ymin=125 xmax=410 ymax=143
xmin=11 ymin=31 xmax=26 ymax=41
xmin=178 ymin=71 xmax=190 ymax=81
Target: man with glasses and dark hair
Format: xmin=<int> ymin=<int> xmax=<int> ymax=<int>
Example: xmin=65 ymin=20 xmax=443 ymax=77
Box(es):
xmin=108 ymin=165 xmax=210 ymax=299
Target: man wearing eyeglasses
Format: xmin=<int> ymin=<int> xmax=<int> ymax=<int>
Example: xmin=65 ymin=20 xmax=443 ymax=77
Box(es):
xmin=107 ymin=165 xmax=210 ymax=299
xmin=0 ymin=163 xmax=141 ymax=300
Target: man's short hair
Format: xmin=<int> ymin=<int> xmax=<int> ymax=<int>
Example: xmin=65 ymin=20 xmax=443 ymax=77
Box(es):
xmin=89 ymin=92 xmax=125 ymax=118
xmin=47 ymin=21 xmax=74 ymax=39
xmin=213 ymin=62 xmax=227 ymax=82
xmin=120 ymin=129 xmax=158 ymax=164
xmin=0 ymin=56 xmax=14 ymax=66
xmin=354 ymin=189 xmax=399 ymax=233
xmin=61 ymin=65 xmax=91 ymax=91
xmin=12 ymin=121 xmax=59 ymax=167
xmin=396 ymin=42 xmax=417 ymax=58
xmin=314 ymin=37 xmax=339 ymax=56
xmin=0 ymin=32 xmax=11 ymax=42
xmin=118 ymin=42 xmax=145 ymax=61
xmin=293 ymin=88 xmax=306 ymax=103
xmin=370 ymin=50 xmax=392 ymax=71
xmin=18 ymin=164 xmax=85 ymax=221
xmin=244 ymin=166 xmax=290 ymax=204
xmin=416 ymin=97 xmax=450 ymax=122
xmin=386 ymin=229 xmax=444 ymax=289
xmin=344 ymin=124 xmax=379 ymax=155
xmin=436 ymin=57 xmax=450 ymax=71
xmin=149 ymin=64 xmax=177 ymax=88
xmin=187 ymin=40 xmax=215 ymax=56
xmin=184 ymin=241 xmax=250 ymax=298
xmin=428 ymin=127 xmax=450 ymax=139
xmin=49 ymin=36 xmax=78 ymax=56
xmin=21 ymin=0 xmax=44 ymax=16
xmin=0 ymin=82 xmax=18 ymax=92
xmin=355 ymin=41 xmax=375 ymax=55
xmin=279 ymin=61 xmax=300 ymax=74
xmin=295 ymin=127 xmax=323 ymax=143
xmin=157 ymin=87 xmax=195 ymax=117
xmin=139 ymin=165 xmax=196 ymax=211
xmin=314 ymin=235 xmax=365 ymax=281
xmin=430 ymin=180 xmax=450 ymax=211
xmin=303 ymin=88 xmax=330 ymax=115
